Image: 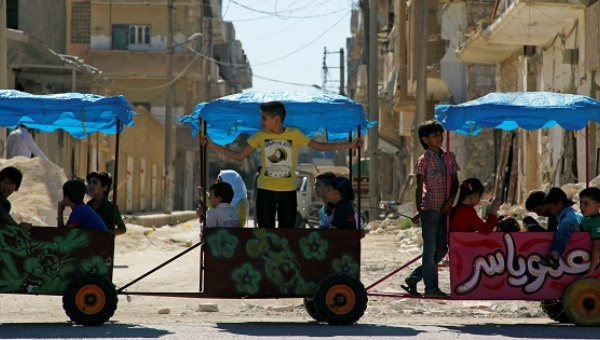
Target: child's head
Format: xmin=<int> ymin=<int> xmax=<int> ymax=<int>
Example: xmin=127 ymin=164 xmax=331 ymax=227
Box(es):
xmin=86 ymin=171 xmax=112 ymax=198
xmin=457 ymin=178 xmax=485 ymax=206
xmin=525 ymin=190 xmax=548 ymax=216
xmin=208 ymin=182 xmax=234 ymax=206
xmin=0 ymin=166 xmax=23 ymax=199
xmin=418 ymin=120 xmax=444 ymax=150
xmin=543 ymin=187 xmax=573 ymax=217
xmin=579 ymin=187 xmax=600 ymax=217
xmin=63 ymin=179 xmax=87 ymax=205
xmin=314 ymin=172 xmax=336 ymax=201
xmin=326 ymin=177 xmax=354 ymax=203
xmin=260 ymin=101 xmax=286 ymax=130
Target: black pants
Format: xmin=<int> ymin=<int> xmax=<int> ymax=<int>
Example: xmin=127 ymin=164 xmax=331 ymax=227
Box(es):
xmin=256 ymin=189 xmax=297 ymax=228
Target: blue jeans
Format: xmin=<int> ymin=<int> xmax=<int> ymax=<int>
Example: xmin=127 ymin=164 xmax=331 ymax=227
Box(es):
xmin=406 ymin=210 xmax=448 ymax=293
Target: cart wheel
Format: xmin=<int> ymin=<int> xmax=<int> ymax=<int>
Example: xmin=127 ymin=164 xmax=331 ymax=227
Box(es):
xmin=313 ymin=272 xmax=367 ymax=325
xmin=303 ymin=297 xmax=324 ymax=321
xmin=62 ymin=273 xmax=118 ymax=326
xmin=540 ymin=300 xmax=570 ymax=323
xmin=563 ymin=278 xmax=600 ymax=327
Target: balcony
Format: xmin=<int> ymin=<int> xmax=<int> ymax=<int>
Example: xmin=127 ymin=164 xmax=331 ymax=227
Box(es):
xmin=457 ymin=0 xmax=586 ymax=64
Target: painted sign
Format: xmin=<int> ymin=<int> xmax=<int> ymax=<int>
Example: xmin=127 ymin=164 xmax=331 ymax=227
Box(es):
xmin=449 ymin=232 xmax=592 ymax=300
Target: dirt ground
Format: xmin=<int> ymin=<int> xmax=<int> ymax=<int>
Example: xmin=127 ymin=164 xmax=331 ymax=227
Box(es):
xmin=0 ymin=219 xmax=552 ymax=325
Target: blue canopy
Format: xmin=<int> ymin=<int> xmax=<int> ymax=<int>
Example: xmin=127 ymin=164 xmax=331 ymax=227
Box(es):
xmin=179 ymin=91 xmax=375 ymax=144
xmin=435 ymin=92 xmax=600 ymax=135
xmin=0 ymin=90 xmax=136 ymax=138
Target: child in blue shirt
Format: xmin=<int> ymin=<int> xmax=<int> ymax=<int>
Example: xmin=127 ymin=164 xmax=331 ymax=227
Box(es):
xmin=539 ymin=187 xmax=583 ymax=269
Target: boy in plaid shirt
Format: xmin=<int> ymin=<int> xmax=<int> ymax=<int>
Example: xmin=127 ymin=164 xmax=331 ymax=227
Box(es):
xmin=402 ymin=120 xmax=459 ymax=298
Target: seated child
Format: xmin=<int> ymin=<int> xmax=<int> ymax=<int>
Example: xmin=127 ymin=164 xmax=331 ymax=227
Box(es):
xmin=325 ymin=177 xmax=358 ymax=229
xmin=524 ymin=190 xmax=558 ymax=232
xmin=0 ymin=166 xmax=32 ymax=231
xmin=205 ymin=182 xmax=241 ymax=228
xmin=579 ymin=187 xmax=600 ymax=277
xmin=539 ymin=187 xmax=583 ymax=269
xmin=449 ymin=178 xmax=501 ymax=234
xmin=57 ymin=179 xmax=108 ymax=231
xmin=314 ymin=172 xmax=337 ymax=228
xmin=86 ymin=171 xmax=127 ymax=235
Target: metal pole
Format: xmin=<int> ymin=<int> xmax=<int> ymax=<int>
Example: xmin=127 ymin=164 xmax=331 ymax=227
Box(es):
xmin=0 ymin=0 xmax=6 ymax=89
xmin=163 ymin=0 xmax=174 ymax=214
xmin=368 ymin=0 xmax=380 ymax=221
xmin=339 ymin=48 xmax=345 ymax=96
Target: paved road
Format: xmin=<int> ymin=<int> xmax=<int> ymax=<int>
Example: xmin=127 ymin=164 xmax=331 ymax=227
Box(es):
xmin=1 ymin=320 xmax=597 ymax=340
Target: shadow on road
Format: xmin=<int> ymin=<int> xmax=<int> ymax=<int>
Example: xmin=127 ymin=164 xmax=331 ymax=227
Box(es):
xmin=442 ymin=323 xmax=597 ymax=339
xmin=0 ymin=322 xmax=172 ymax=338
xmin=216 ymin=322 xmax=422 ymax=337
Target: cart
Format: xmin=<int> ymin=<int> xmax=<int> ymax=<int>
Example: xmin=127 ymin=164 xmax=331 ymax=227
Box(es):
xmin=366 ymin=92 xmax=600 ymax=327
xmin=0 ymin=90 xmax=135 ymax=325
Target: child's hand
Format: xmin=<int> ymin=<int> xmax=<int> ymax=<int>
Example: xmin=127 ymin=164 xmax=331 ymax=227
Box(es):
xmin=441 ymin=200 xmax=453 ymax=215
xmin=57 ymin=200 xmax=65 ymax=212
xmin=411 ymin=212 xmax=421 ymax=224
xmin=352 ymin=138 xmax=363 ymax=149
xmin=490 ymin=198 xmax=502 ymax=215
xmin=19 ymin=222 xmax=32 ymax=232
xmin=200 ymin=136 xmax=212 ymax=147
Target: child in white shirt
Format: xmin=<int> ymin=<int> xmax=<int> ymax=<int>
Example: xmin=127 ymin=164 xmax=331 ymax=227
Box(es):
xmin=205 ymin=182 xmax=241 ymax=228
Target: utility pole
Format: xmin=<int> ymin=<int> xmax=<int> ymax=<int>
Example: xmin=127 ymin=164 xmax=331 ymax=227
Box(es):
xmin=368 ymin=0 xmax=380 ymax=221
xmin=0 ymin=0 xmax=7 ymax=89
xmin=412 ymin=0 xmax=429 ymax=169
xmin=163 ymin=0 xmax=175 ymax=214
xmin=339 ymin=48 xmax=345 ymax=96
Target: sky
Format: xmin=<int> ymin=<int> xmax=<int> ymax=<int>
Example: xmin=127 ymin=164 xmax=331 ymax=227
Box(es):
xmin=221 ymin=0 xmax=356 ymax=93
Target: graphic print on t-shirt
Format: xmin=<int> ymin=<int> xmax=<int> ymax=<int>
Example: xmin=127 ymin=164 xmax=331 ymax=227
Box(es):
xmin=264 ymin=139 xmax=292 ymax=178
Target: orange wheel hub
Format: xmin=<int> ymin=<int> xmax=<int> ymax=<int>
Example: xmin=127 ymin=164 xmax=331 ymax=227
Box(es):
xmin=75 ymin=284 xmax=106 ymax=315
xmin=325 ymin=284 xmax=355 ymax=315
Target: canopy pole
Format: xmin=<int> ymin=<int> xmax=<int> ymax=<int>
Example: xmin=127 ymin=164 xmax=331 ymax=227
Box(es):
xmin=357 ymin=127 xmax=361 ymax=229
xmin=112 ymin=119 xmax=121 ymax=228
xmin=586 ymin=125 xmax=590 ymax=188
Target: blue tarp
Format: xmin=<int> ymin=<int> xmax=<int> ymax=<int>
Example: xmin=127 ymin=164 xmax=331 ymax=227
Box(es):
xmin=435 ymin=92 xmax=600 ymax=135
xmin=179 ymin=91 xmax=376 ymax=144
xmin=0 ymin=90 xmax=136 ymax=138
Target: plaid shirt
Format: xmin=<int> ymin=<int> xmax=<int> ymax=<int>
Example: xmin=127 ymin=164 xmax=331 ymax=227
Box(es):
xmin=416 ymin=149 xmax=460 ymax=211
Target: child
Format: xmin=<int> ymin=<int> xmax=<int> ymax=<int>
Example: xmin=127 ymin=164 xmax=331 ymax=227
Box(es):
xmin=202 ymin=101 xmax=362 ymax=229
xmin=218 ymin=169 xmax=249 ymax=227
xmin=325 ymin=177 xmax=358 ymax=229
xmin=402 ymin=120 xmax=459 ymax=298
xmin=539 ymin=187 xmax=583 ymax=269
xmin=0 ymin=166 xmax=32 ymax=231
xmin=57 ymin=179 xmax=108 ymax=231
xmin=205 ymin=182 xmax=241 ymax=228
xmin=449 ymin=178 xmax=501 ymax=234
xmin=524 ymin=190 xmax=558 ymax=232
xmin=86 ymin=171 xmax=127 ymax=235
xmin=579 ymin=187 xmax=600 ymax=277
xmin=314 ymin=172 xmax=337 ymax=228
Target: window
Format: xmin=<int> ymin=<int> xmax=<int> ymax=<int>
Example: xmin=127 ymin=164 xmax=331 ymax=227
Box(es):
xmin=112 ymin=24 xmax=151 ymax=50
xmin=128 ymin=25 xmax=151 ymax=45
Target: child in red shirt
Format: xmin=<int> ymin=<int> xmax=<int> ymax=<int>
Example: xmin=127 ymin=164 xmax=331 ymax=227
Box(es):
xmin=449 ymin=178 xmax=501 ymax=234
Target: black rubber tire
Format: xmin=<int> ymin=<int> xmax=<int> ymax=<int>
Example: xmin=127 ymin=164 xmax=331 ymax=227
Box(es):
xmin=62 ymin=273 xmax=118 ymax=326
xmin=313 ymin=272 xmax=367 ymax=325
xmin=540 ymin=300 xmax=570 ymax=323
xmin=563 ymin=278 xmax=600 ymax=327
xmin=303 ymin=297 xmax=324 ymax=321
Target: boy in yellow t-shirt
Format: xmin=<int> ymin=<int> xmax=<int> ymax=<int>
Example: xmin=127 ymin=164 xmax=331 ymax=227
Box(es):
xmin=202 ymin=101 xmax=362 ymax=228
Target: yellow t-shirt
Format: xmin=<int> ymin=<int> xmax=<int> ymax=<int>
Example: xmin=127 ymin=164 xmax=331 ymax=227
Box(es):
xmin=247 ymin=127 xmax=310 ymax=191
